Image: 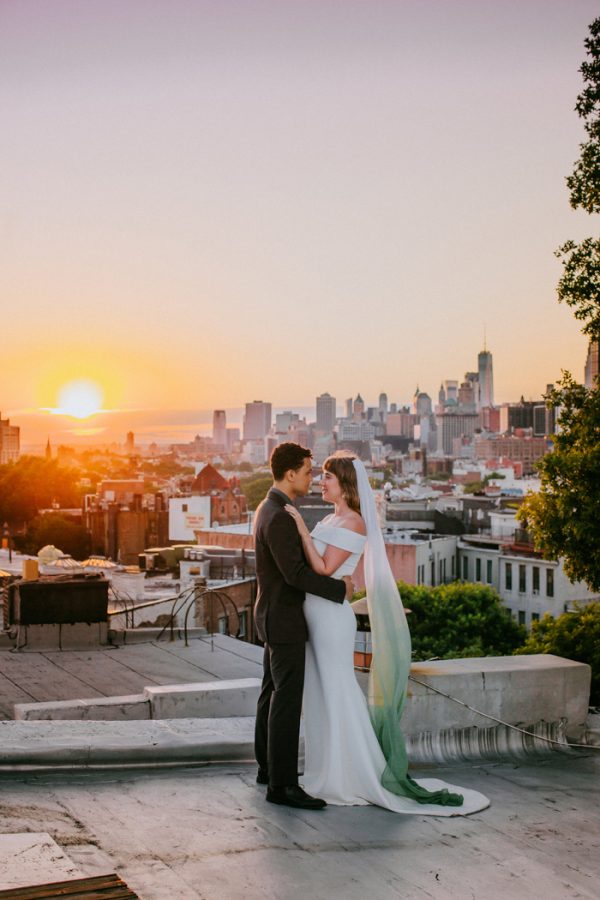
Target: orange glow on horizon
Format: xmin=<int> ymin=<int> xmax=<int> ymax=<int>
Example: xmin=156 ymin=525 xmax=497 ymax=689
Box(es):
xmin=50 ymin=379 xmax=104 ymax=419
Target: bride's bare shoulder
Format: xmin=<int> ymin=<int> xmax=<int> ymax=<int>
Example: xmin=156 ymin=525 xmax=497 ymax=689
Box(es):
xmin=339 ymin=510 xmax=366 ymax=536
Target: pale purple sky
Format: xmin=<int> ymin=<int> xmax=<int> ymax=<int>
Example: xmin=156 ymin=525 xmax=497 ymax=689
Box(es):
xmin=1 ymin=0 xmax=598 ymax=443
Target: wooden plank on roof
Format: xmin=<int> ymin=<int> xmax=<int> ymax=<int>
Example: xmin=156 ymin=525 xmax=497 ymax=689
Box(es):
xmin=0 ymin=872 xmax=138 ymax=898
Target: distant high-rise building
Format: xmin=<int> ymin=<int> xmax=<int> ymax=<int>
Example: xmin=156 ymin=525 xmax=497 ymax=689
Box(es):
xmin=353 ymin=393 xmax=365 ymax=422
xmin=378 ymin=392 xmax=388 ymax=416
xmin=414 ymin=392 xmax=432 ymax=417
xmin=443 ymin=380 xmax=459 ymax=405
xmin=478 ymin=348 xmax=494 ymax=408
xmin=457 ymin=381 xmax=476 ymax=411
xmin=584 ymin=340 xmax=599 ymax=388
xmin=436 ymin=410 xmax=479 ymax=454
xmin=243 ymin=401 xmax=272 ymax=441
xmin=226 ymin=427 xmax=240 ymax=451
xmin=345 ymin=397 xmax=353 ymax=419
xmin=386 ymin=411 xmax=417 ymax=438
xmin=0 ymin=413 xmax=20 ymax=464
xmin=275 ymin=411 xmax=299 ymax=433
xmin=316 ymin=392 xmax=336 ymax=433
xmin=125 ymin=431 xmax=135 ymax=454
xmin=213 ymin=410 xmax=227 ymax=447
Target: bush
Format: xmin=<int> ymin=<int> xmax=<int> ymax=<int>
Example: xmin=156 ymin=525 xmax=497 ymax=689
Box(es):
xmin=356 ymin=580 xmax=526 ymax=660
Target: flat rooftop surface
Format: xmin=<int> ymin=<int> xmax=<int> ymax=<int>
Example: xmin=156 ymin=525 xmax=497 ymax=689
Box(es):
xmin=0 ymin=635 xmax=263 ymax=719
xmin=0 ymin=752 xmax=598 ymax=900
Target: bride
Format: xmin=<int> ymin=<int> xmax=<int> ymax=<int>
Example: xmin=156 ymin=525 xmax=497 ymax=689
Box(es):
xmin=285 ymin=453 xmax=489 ymax=816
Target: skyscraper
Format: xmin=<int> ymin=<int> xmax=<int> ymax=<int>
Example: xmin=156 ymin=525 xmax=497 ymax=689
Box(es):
xmin=478 ymin=348 xmax=494 ymax=408
xmin=243 ymin=401 xmax=272 ymax=440
xmin=316 ymin=392 xmax=337 ymax=433
xmin=353 ymin=393 xmax=365 ymax=421
xmin=213 ymin=410 xmax=227 ymax=447
xmin=0 ymin=413 xmax=20 ymax=464
xmin=585 ymin=340 xmax=599 ymax=388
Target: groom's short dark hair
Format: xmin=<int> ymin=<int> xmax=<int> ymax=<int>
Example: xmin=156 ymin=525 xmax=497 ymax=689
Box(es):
xmin=270 ymin=443 xmax=312 ymax=481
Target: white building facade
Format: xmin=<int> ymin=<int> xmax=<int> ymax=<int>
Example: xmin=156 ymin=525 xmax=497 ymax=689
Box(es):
xmin=458 ymin=536 xmax=598 ymax=627
xmin=169 ymin=496 xmax=212 ymax=542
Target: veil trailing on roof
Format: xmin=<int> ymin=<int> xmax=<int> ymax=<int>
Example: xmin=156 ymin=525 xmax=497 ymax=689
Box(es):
xmin=352 ymin=458 xmax=463 ymax=806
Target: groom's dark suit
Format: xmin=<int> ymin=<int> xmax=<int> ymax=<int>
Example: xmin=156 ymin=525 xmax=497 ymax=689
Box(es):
xmin=254 ymin=487 xmax=346 ymax=787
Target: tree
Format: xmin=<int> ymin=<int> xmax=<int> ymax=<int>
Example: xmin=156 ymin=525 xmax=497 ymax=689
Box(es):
xmin=0 ymin=456 xmax=82 ymax=526
xmin=519 ymin=375 xmax=600 ymax=590
xmin=556 ymin=18 xmax=600 ymax=338
xmin=239 ymin=474 xmax=273 ymax=511
xmin=356 ymin=581 xmax=526 ymax=660
xmin=519 ymin=19 xmax=600 ymax=590
xmin=515 ymin=601 xmax=600 ymax=705
xmin=18 ymin=513 xmax=92 ymax=560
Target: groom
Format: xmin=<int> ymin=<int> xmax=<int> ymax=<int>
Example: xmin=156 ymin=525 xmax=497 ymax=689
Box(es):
xmin=253 ymin=442 xmax=353 ymax=809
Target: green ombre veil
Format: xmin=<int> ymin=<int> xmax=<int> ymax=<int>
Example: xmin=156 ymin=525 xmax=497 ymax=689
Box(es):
xmin=353 ymin=459 xmax=463 ymax=806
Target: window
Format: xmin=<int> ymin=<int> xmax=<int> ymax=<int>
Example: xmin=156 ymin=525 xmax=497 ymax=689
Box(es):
xmin=442 ymin=558 xmax=447 ymax=582
xmin=505 ymin=562 xmax=512 ymax=591
xmin=519 ymin=564 xmax=526 ymax=593
xmin=531 ymin=612 xmax=540 ymax=622
xmin=486 ymin=559 xmax=493 ymax=584
xmin=182 ymin=504 xmax=188 ymax=512
xmin=476 ymin=558 xmax=481 ymax=582
xmin=451 ymin=557 xmax=455 ymax=579
xmin=518 ymin=610 xmax=526 ymax=626
xmin=217 ymin=616 xmax=228 ymax=634
xmin=532 ymin=566 xmax=540 ymax=594
xmin=239 ymin=610 xmax=247 ymax=638
xmin=462 ymin=557 xmax=469 ymax=580
xmin=546 ymin=569 xmax=554 ymax=597
xmin=431 ymin=561 xmax=435 ymax=585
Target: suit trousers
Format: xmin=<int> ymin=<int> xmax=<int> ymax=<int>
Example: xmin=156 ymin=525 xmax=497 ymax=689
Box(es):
xmin=254 ymin=641 xmax=306 ymax=788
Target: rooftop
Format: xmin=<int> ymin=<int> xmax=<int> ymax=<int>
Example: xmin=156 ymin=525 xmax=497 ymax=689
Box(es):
xmin=0 ymin=752 xmax=597 ymax=899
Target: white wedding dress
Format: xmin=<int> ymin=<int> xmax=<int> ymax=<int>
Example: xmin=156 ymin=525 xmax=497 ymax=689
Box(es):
xmin=301 ymin=521 xmax=490 ymax=816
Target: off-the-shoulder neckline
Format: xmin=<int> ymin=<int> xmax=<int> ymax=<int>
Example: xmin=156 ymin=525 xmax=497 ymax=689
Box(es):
xmin=314 ymin=521 xmax=366 ymax=539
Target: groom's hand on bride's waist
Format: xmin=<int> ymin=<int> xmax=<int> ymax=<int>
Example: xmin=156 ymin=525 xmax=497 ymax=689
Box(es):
xmin=342 ymin=576 xmax=354 ymax=600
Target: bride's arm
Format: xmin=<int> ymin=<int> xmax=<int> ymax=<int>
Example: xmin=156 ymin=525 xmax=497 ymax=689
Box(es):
xmin=285 ymin=505 xmax=351 ymax=576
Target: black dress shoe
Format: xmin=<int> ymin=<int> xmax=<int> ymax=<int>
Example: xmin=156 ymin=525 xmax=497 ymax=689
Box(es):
xmin=266 ymin=785 xmax=326 ymax=810
xmin=256 ymin=770 xmax=269 ymax=785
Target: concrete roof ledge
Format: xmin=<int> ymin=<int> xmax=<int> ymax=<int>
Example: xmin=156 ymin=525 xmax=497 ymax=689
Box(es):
xmin=144 ymin=677 xmax=261 ymax=718
xmin=404 ymin=654 xmax=591 ymax=741
xmin=0 ymin=717 xmax=257 ymax=769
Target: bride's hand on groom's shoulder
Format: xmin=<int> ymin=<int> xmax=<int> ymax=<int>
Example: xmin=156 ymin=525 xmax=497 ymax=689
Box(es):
xmin=285 ymin=503 xmax=308 ymax=535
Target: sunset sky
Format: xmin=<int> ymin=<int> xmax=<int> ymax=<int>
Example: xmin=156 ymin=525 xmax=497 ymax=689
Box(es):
xmin=1 ymin=0 xmax=598 ymax=446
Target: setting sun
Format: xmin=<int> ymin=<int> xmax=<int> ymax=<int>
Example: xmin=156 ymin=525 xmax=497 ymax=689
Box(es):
xmin=53 ymin=380 xmax=104 ymax=419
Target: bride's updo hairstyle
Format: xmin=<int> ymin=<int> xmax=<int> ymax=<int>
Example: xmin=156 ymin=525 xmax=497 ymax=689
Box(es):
xmin=323 ymin=452 xmax=361 ymax=514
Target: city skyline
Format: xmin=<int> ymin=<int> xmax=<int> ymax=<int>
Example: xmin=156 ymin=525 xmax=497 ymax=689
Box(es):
xmin=2 ymin=1 xmax=597 ymax=444
xmin=6 ymin=339 xmax=569 ymax=449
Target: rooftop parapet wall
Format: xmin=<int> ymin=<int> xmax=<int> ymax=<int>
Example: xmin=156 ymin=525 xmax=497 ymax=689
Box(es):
xmin=402 ymin=654 xmax=590 ymax=742
xmin=11 ymin=655 xmax=591 ymax=763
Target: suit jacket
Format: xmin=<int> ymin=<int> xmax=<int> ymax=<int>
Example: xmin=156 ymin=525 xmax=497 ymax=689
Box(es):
xmin=253 ymin=488 xmax=346 ymax=644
